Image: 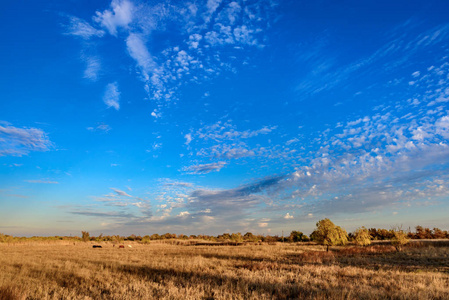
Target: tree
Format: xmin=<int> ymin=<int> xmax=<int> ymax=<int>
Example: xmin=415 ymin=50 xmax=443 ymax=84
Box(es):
xmin=433 ymin=228 xmax=446 ymax=239
xmin=391 ymin=230 xmax=409 ymax=252
xmin=81 ymin=231 xmax=90 ymax=242
xmin=353 ymin=227 xmax=371 ymax=247
xmin=310 ymin=218 xmax=348 ymax=251
xmin=289 ymin=230 xmax=308 ymax=242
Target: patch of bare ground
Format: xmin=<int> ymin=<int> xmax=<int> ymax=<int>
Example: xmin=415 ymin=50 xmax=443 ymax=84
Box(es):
xmin=0 ymin=241 xmax=448 ymax=299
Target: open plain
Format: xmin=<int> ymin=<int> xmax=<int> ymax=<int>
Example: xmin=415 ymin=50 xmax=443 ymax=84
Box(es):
xmin=0 ymin=241 xmax=448 ymax=299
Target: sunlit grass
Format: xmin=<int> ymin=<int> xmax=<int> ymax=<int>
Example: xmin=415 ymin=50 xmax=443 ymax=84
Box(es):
xmin=0 ymin=241 xmax=448 ymax=299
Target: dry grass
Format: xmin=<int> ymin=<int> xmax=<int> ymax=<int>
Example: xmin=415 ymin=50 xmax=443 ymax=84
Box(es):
xmin=0 ymin=241 xmax=448 ymax=299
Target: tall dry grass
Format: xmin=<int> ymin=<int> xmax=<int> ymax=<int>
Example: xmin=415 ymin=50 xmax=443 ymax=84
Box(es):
xmin=0 ymin=241 xmax=448 ymax=299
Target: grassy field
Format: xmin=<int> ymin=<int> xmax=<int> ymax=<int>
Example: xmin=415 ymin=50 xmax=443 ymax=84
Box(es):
xmin=0 ymin=241 xmax=448 ymax=299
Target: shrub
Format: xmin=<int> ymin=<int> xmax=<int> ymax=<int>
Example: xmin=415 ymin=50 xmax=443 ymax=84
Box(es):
xmin=81 ymin=231 xmax=90 ymax=242
xmin=391 ymin=230 xmax=409 ymax=252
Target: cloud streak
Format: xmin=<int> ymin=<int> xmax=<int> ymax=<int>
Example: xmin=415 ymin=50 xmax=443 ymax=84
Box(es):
xmin=183 ymin=162 xmax=227 ymax=174
xmin=0 ymin=122 xmax=53 ymax=157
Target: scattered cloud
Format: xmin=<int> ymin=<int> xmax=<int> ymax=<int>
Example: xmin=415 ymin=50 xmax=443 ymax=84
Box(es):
xmin=184 ymin=133 xmax=192 ymax=145
xmin=65 ymin=0 xmax=276 ymax=114
xmin=93 ymin=0 xmax=134 ymax=36
xmin=0 ymin=123 xmax=52 ymax=157
xmin=83 ymin=56 xmax=101 ymax=81
xmin=70 ymin=210 xmax=135 ymax=219
xmin=103 ymin=82 xmax=120 ymax=110
xmin=183 ymin=161 xmax=226 ymax=174
xmin=87 ymin=124 xmax=111 ymax=132
xmin=64 ymin=16 xmax=105 ymax=39
xmin=177 ymin=211 xmax=190 ymax=217
xmin=284 ymin=213 xmax=293 ymax=219
xmin=110 ymin=188 xmax=132 ymax=197
xmin=24 ymin=180 xmax=59 ymax=184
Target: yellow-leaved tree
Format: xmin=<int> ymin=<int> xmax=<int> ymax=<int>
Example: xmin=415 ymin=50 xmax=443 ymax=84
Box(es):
xmin=310 ymin=218 xmax=348 ymax=251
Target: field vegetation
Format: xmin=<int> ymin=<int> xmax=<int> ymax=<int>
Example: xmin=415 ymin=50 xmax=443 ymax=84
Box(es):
xmin=1 ymin=222 xmax=448 ymax=299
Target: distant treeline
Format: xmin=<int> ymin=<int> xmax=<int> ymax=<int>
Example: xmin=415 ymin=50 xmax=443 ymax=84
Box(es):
xmin=1 ymin=226 xmax=448 ymax=243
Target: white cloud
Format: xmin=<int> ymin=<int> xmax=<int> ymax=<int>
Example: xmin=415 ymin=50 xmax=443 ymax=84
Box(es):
xmin=0 ymin=123 xmax=52 ymax=157
xmin=87 ymin=124 xmax=111 ymax=132
xmin=184 ymin=133 xmax=193 ymax=145
xmin=103 ymin=82 xmax=120 ymax=110
xmin=126 ymin=33 xmax=155 ymax=81
xmin=195 ymin=121 xmax=277 ymax=141
xmin=25 ymin=180 xmax=59 ymax=184
xmin=94 ymin=0 xmax=134 ymax=36
xmin=110 ymin=188 xmax=132 ymax=197
xmin=183 ymin=162 xmax=226 ymax=174
xmin=66 ymin=0 xmax=275 ymax=115
xmin=177 ymin=211 xmax=190 ymax=217
xmin=64 ymin=16 xmax=104 ymax=39
xmin=284 ymin=213 xmax=294 ymax=219
xmin=83 ymin=56 xmax=101 ymax=81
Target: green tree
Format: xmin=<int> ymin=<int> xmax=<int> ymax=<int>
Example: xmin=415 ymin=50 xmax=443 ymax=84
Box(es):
xmin=310 ymin=218 xmax=348 ymax=251
xmin=353 ymin=226 xmax=371 ymax=247
xmin=243 ymin=232 xmax=257 ymax=242
xmin=81 ymin=231 xmax=90 ymax=242
xmin=289 ymin=230 xmax=306 ymax=242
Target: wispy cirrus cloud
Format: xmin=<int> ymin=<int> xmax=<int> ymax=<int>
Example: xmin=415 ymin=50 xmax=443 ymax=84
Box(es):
xmin=296 ymin=22 xmax=449 ymax=98
xmin=63 ymin=16 xmax=105 ymax=39
xmin=82 ymin=56 xmax=101 ymax=81
xmin=0 ymin=122 xmax=53 ymax=157
xmin=110 ymin=187 xmax=132 ymax=197
xmin=25 ymin=180 xmax=59 ymax=184
xmin=183 ymin=161 xmax=227 ymax=174
xmin=87 ymin=124 xmax=111 ymax=133
xmin=70 ymin=210 xmax=136 ymax=219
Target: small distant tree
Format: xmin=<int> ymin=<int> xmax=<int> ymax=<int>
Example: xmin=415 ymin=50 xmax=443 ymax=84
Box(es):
xmin=353 ymin=227 xmax=371 ymax=247
xmin=243 ymin=232 xmax=257 ymax=242
xmin=150 ymin=233 xmax=161 ymax=240
xmin=230 ymin=233 xmax=243 ymax=243
xmin=391 ymin=230 xmax=409 ymax=252
xmin=310 ymin=218 xmax=348 ymax=251
xmin=289 ymin=230 xmax=309 ymax=242
xmin=81 ymin=231 xmax=90 ymax=242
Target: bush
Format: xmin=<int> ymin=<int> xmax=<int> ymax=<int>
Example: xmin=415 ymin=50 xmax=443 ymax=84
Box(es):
xmin=81 ymin=231 xmax=90 ymax=242
xmin=391 ymin=230 xmax=409 ymax=252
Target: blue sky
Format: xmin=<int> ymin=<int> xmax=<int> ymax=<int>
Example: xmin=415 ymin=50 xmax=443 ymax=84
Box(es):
xmin=1 ymin=0 xmax=449 ymax=236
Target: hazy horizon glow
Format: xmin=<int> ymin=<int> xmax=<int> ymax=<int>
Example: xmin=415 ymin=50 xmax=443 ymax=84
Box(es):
xmin=1 ymin=0 xmax=449 ymax=237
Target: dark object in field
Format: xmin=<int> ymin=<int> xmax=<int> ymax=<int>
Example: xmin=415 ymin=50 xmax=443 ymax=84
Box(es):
xmin=119 ymin=245 xmax=125 ymax=248
xmin=92 ymin=245 xmax=102 ymax=248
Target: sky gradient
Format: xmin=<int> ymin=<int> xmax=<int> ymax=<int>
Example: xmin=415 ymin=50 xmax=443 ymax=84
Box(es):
xmin=1 ymin=0 xmax=449 ymax=236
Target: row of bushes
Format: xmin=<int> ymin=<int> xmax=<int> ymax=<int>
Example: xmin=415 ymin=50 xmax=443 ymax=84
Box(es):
xmin=1 ymin=225 xmax=448 ymax=244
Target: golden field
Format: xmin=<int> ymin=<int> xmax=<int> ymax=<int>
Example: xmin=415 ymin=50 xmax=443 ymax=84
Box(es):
xmin=0 ymin=241 xmax=448 ymax=299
